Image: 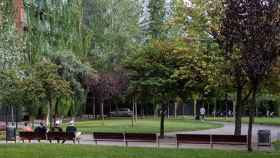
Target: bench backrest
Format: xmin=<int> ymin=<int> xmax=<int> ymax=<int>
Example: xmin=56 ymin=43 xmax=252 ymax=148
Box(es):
xmin=47 ymin=132 xmax=75 ymax=140
xmin=93 ymin=132 xmax=124 ymax=140
xmin=19 ymin=132 xmax=46 ymax=140
xmin=176 ymin=134 xmax=211 ymax=143
xmin=212 ymin=135 xmax=247 ymax=144
xmin=125 ymin=133 xmax=157 ymax=142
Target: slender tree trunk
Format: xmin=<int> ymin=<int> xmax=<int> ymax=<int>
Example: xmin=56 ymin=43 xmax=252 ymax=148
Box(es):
xmin=92 ymin=96 xmax=96 ymax=118
xmin=248 ymin=87 xmax=257 ymax=152
xmin=153 ymin=97 xmax=156 ymax=119
xmin=135 ymin=101 xmax=138 ymax=121
xmin=47 ymin=97 xmax=53 ymax=128
xmin=160 ymin=104 xmax=165 ymax=138
xmin=54 ymin=99 xmax=59 ymax=125
xmin=174 ymin=102 xmax=177 ymax=118
xmin=132 ymin=99 xmax=135 ymax=127
xmin=101 ymin=102 xmax=104 ymax=126
xmin=193 ymin=99 xmax=197 ymax=118
xmin=234 ymin=87 xmax=243 ymax=136
xmin=214 ymin=98 xmax=217 ymax=119
xmin=167 ymin=104 xmax=170 ymax=119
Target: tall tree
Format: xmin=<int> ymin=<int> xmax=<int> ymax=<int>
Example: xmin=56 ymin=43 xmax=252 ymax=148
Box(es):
xmin=31 ymin=60 xmax=72 ymax=127
xmin=83 ymin=0 xmax=141 ymax=70
xmin=217 ymin=0 xmax=280 ymax=151
xmin=24 ymin=0 xmax=89 ymax=63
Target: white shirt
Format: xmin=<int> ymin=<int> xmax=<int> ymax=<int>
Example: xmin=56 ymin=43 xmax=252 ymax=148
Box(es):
xmin=200 ymin=107 xmax=206 ymax=115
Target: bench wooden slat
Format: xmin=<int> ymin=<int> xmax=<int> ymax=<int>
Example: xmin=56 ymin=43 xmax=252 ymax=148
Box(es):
xmin=93 ymin=132 xmax=124 ymax=143
xmin=125 ymin=133 xmax=157 ymax=142
xmin=19 ymin=132 xmax=46 ymax=141
xmin=47 ymin=132 xmax=76 ymax=141
xmin=176 ymin=134 xmax=211 ymax=144
xmin=212 ymin=135 xmax=247 ymax=145
xmin=176 ymin=134 xmax=248 ymax=148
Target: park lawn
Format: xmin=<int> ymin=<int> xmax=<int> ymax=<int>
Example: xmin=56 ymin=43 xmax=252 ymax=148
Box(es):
xmin=64 ymin=118 xmax=223 ymax=134
xmin=206 ymin=117 xmax=280 ymax=126
xmin=0 ymin=144 xmax=279 ymax=158
xmin=0 ymin=131 xmax=5 ymax=140
xmin=274 ymin=141 xmax=280 ymax=152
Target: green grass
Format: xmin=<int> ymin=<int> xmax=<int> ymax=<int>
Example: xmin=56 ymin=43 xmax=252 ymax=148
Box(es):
xmin=274 ymin=141 xmax=280 ymax=152
xmin=0 ymin=144 xmax=279 ymax=158
xmin=0 ymin=131 xmax=5 ymax=140
xmin=63 ymin=118 xmax=222 ymax=134
xmin=206 ymin=117 xmax=280 ymax=126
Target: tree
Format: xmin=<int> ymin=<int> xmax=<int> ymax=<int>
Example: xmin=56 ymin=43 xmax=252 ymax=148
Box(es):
xmin=146 ymin=0 xmax=166 ymax=40
xmin=0 ymin=0 xmax=26 ymax=70
xmin=86 ymin=72 xmax=127 ymax=125
xmin=83 ymin=0 xmax=141 ymax=70
xmin=217 ymin=0 xmax=280 ymax=151
xmin=24 ymin=0 xmax=89 ymax=63
xmin=188 ymin=0 xmax=252 ymax=135
xmin=49 ymin=52 xmax=94 ymax=117
xmin=31 ymin=60 xmax=72 ymax=127
xmin=124 ymin=39 xmax=221 ymax=136
xmin=171 ymin=0 xmax=224 ymax=119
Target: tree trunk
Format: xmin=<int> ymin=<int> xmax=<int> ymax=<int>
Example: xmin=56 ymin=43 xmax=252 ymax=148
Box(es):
xmin=13 ymin=0 xmax=25 ymax=32
xmin=174 ymin=102 xmax=177 ymax=118
xmin=92 ymin=97 xmax=96 ymax=118
xmin=193 ymin=99 xmax=197 ymax=118
xmin=248 ymin=88 xmax=257 ymax=152
xmin=214 ymin=98 xmax=217 ymax=119
xmin=234 ymin=87 xmax=243 ymax=136
xmin=167 ymin=104 xmax=170 ymax=118
xmin=101 ymin=102 xmax=104 ymax=126
xmin=54 ymin=99 xmax=59 ymax=126
xmin=135 ymin=101 xmax=138 ymax=121
xmin=47 ymin=97 xmax=53 ymax=128
xmin=132 ymin=100 xmax=135 ymax=127
xmin=159 ymin=104 xmax=165 ymax=138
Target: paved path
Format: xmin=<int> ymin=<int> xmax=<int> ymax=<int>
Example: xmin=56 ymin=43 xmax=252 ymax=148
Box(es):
xmin=167 ymin=122 xmax=280 ymax=143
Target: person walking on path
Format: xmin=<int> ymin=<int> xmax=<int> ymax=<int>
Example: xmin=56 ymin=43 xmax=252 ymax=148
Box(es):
xmin=200 ymin=107 xmax=206 ymax=120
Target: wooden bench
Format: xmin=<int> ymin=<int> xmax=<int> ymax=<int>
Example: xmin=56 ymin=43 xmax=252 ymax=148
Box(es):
xmin=47 ymin=132 xmax=79 ymax=144
xmin=176 ymin=134 xmax=247 ymax=148
xmin=93 ymin=132 xmax=124 ymax=144
xmin=19 ymin=132 xmax=46 ymax=142
xmin=212 ymin=135 xmax=247 ymax=145
xmin=124 ymin=133 xmax=158 ymax=147
xmin=176 ymin=134 xmax=211 ymax=148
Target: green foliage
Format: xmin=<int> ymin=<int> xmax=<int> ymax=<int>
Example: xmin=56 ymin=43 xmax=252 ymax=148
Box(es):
xmin=83 ymin=0 xmax=142 ymax=70
xmin=0 ymin=1 xmax=26 ymax=69
xmin=0 ymin=60 xmax=72 ymax=119
xmin=48 ymin=52 xmax=94 ymax=116
xmin=125 ymin=38 xmax=222 ymax=102
xmin=146 ymin=0 xmax=166 ymax=39
xmin=24 ymin=0 xmax=90 ymax=63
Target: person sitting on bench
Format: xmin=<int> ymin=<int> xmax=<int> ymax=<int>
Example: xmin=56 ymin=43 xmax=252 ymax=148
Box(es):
xmin=22 ymin=122 xmax=33 ymax=132
xmin=51 ymin=120 xmax=63 ymax=132
xmin=62 ymin=120 xmax=81 ymax=143
xmin=34 ymin=122 xmax=47 ymax=134
xmin=50 ymin=120 xmax=63 ymax=143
